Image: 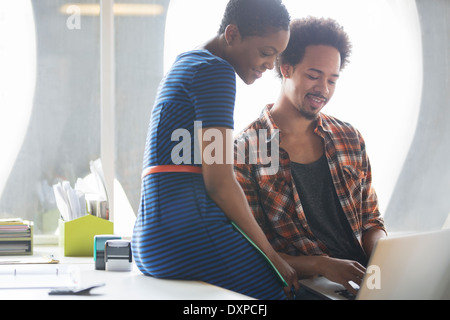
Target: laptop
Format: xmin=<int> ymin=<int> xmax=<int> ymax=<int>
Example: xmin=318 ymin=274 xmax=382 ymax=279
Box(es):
xmin=299 ymin=229 xmax=450 ymax=300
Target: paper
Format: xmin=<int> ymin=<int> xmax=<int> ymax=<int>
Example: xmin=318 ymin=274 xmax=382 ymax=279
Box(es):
xmin=0 ymin=255 xmax=59 ymax=265
xmin=89 ymin=159 xmax=108 ymax=202
xmin=0 ymin=220 xmax=30 ymax=238
xmin=53 ymin=181 xmax=86 ymax=221
xmin=0 ymin=219 xmax=33 ymax=255
xmin=0 ymin=265 xmax=79 ymax=289
xmin=53 ymin=158 xmax=109 ymax=221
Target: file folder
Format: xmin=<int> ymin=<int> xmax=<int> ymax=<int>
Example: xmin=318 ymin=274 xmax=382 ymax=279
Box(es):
xmin=59 ymin=215 xmax=113 ymax=257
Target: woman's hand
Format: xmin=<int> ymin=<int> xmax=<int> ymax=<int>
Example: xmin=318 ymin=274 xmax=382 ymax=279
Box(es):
xmin=270 ymin=252 xmax=300 ymax=298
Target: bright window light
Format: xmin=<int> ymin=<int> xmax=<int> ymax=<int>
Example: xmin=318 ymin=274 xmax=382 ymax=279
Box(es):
xmin=164 ymin=0 xmax=423 ymax=214
xmin=0 ymin=0 xmax=36 ymax=200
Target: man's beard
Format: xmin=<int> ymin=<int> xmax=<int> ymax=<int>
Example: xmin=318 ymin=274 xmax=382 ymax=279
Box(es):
xmin=298 ymin=105 xmax=320 ymax=120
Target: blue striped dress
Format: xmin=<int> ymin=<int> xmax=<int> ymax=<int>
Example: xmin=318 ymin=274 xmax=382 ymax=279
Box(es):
xmin=131 ymin=50 xmax=285 ymax=300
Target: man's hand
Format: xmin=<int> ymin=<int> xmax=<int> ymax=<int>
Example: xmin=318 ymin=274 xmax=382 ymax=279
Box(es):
xmin=318 ymin=257 xmax=366 ymax=295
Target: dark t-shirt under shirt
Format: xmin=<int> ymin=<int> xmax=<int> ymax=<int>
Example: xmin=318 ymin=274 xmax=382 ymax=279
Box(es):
xmin=290 ymin=154 xmax=367 ymax=266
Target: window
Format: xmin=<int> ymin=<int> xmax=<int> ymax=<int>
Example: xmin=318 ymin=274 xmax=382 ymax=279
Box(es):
xmin=114 ymin=0 xmax=169 ymax=236
xmin=2 ymin=0 xmax=447 ymax=237
xmin=0 ymin=0 xmax=168 ymax=239
xmin=0 ymin=0 xmax=101 ymax=237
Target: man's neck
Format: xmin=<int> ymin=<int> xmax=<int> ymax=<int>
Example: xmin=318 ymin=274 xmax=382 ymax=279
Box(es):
xmin=270 ymin=98 xmax=317 ymax=136
xmin=270 ymin=98 xmax=324 ymax=164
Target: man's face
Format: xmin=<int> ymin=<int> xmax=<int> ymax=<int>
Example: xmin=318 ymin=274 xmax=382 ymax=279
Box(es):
xmin=284 ymin=45 xmax=341 ymax=120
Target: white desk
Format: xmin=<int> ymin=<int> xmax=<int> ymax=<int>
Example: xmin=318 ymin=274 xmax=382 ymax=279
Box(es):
xmin=0 ymin=245 xmax=253 ymax=300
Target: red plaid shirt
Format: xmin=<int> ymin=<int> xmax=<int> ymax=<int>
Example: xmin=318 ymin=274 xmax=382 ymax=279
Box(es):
xmin=234 ymin=104 xmax=386 ymax=256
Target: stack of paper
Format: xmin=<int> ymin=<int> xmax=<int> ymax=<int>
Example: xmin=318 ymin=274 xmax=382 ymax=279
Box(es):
xmin=53 ymin=159 xmax=109 ymax=221
xmin=53 ymin=180 xmax=87 ymax=221
xmin=84 ymin=159 xmax=109 ymax=220
xmin=0 ymin=219 xmax=33 ymax=255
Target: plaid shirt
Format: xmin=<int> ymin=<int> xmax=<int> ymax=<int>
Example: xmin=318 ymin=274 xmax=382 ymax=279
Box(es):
xmin=234 ymin=104 xmax=386 ymax=257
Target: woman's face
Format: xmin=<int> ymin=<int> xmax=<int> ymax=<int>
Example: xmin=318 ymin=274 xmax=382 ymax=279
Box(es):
xmin=226 ymin=27 xmax=290 ymax=85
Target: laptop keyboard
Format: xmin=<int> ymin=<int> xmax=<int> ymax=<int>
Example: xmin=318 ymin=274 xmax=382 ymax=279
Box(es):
xmin=334 ymin=289 xmax=356 ymax=300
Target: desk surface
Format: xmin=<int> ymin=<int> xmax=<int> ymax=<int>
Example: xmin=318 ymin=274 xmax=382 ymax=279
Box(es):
xmin=0 ymin=245 xmax=253 ymax=300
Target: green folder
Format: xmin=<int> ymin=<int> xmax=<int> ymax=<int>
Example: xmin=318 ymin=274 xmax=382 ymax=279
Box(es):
xmin=231 ymin=221 xmax=288 ymax=287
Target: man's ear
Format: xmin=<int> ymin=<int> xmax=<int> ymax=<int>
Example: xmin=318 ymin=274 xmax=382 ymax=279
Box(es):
xmin=224 ymin=24 xmax=241 ymax=46
xmin=280 ymin=64 xmax=292 ymax=78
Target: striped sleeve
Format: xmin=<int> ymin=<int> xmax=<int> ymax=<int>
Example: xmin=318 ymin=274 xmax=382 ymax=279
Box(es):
xmin=189 ymin=60 xmax=236 ymax=129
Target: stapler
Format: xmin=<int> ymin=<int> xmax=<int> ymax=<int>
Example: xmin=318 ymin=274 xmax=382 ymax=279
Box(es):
xmin=94 ymin=235 xmax=121 ymax=270
xmin=104 ymin=239 xmax=133 ymax=272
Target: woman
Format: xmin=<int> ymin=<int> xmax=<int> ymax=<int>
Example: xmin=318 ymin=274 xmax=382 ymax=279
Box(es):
xmin=132 ymin=0 xmax=298 ymax=299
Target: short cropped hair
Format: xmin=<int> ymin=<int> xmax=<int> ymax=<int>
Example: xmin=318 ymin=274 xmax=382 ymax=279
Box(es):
xmin=218 ymin=0 xmax=290 ymax=38
xmin=276 ymin=17 xmax=352 ymax=78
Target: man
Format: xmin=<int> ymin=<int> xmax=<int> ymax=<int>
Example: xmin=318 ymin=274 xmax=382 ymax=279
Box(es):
xmin=234 ymin=17 xmax=386 ymax=295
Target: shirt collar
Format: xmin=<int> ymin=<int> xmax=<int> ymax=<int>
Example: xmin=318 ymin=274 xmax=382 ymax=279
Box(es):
xmin=261 ymin=104 xmax=332 ymax=140
xmin=315 ymin=112 xmax=332 ymax=135
xmin=256 ymin=104 xmax=283 ymax=145
xmin=260 ymin=104 xmax=279 ymax=136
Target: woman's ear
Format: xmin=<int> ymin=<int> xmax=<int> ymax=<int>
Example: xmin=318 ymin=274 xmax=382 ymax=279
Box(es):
xmin=224 ymin=24 xmax=241 ymax=46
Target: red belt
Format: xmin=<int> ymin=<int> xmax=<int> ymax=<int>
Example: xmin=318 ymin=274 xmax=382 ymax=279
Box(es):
xmin=142 ymin=165 xmax=202 ymax=179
